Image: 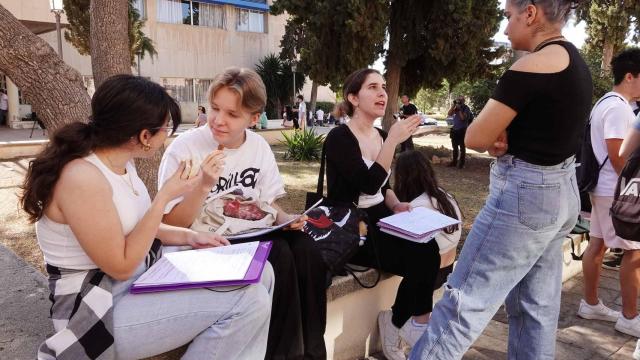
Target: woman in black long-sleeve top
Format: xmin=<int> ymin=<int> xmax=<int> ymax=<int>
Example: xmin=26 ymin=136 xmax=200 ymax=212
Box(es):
xmin=324 ymin=68 xmax=441 ymax=360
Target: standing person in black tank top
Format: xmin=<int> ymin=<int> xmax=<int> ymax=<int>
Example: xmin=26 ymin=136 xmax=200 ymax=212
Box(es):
xmin=410 ymin=1 xmax=592 ymax=359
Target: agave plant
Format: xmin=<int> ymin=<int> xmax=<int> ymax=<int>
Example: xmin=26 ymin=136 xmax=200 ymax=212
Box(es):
xmin=281 ymin=129 xmax=325 ymax=161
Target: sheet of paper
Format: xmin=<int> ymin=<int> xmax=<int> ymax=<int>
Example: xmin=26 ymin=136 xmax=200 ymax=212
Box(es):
xmin=378 ymin=206 xmax=460 ymax=237
xmin=133 ymin=241 xmax=259 ymax=286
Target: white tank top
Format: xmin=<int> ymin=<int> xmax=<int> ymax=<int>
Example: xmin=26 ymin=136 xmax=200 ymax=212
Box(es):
xmin=357 ymin=158 xmax=390 ymax=209
xmin=35 ymin=153 xmax=151 ymax=269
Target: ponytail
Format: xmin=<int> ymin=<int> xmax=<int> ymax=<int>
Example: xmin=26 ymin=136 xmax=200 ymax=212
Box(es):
xmin=21 ymin=122 xmax=96 ymax=222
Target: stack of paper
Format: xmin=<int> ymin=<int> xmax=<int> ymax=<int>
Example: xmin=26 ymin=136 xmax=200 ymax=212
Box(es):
xmin=130 ymin=241 xmax=272 ymax=294
xmin=377 ymin=207 xmax=460 ymax=243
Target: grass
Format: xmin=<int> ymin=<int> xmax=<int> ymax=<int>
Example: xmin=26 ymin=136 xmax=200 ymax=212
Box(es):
xmin=0 ymin=137 xmax=491 ymax=274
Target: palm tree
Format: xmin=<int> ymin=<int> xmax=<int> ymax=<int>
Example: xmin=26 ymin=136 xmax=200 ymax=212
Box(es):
xmin=129 ymin=3 xmax=157 ymax=75
xmin=255 ymin=54 xmax=304 ymax=119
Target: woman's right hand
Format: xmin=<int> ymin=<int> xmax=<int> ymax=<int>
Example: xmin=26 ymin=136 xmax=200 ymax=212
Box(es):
xmin=157 ymin=161 xmax=202 ymax=203
xmin=388 ymin=114 xmax=420 ymax=144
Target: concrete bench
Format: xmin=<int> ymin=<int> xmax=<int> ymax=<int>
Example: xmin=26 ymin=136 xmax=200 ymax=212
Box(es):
xmin=0 ymin=233 xmax=588 ymax=360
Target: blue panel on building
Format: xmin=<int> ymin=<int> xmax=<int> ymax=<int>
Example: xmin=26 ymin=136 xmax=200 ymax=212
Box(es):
xmin=198 ymin=0 xmax=269 ymax=11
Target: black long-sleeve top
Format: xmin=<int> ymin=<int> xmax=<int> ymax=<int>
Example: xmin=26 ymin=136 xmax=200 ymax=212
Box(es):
xmin=325 ymin=125 xmax=391 ymax=206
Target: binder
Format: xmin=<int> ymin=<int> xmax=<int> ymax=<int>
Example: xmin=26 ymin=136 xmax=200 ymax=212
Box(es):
xmin=130 ymin=241 xmax=272 ymax=294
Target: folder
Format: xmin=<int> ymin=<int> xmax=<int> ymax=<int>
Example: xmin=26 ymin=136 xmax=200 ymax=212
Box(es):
xmin=130 ymin=241 xmax=272 ymax=294
xmin=377 ymin=207 xmax=460 ymax=243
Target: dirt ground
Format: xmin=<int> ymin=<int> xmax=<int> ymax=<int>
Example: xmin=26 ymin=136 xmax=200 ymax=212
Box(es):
xmin=1 ymin=132 xmax=491 ymax=273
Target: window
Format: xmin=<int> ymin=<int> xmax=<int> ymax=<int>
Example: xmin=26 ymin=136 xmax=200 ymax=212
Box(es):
xmin=158 ymin=0 xmax=225 ymax=29
xmin=199 ymin=3 xmax=226 ymax=29
xmin=162 ymin=78 xmax=194 ymax=102
xmin=236 ymin=8 xmax=265 ymax=33
xmin=195 ymin=79 xmax=213 ymax=105
xmin=157 ymin=0 xmax=187 ymax=24
xmin=132 ymin=0 xmax=146 ymax=19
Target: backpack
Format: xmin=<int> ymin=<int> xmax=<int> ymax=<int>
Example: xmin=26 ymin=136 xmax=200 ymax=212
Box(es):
xmin=611 ymin=148 xmax=640 ymax=241
xmin=464 ymin=106 xmax=474 ymax=125
xmin=576 ymin=94 xmax=625 ymax=212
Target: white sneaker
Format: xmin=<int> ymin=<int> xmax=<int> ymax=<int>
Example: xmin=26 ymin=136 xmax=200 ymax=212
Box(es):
xmin=616 ymin=314 xmax=640 ymax=337
xmin=399 ymin=319 xmax=428 ymax=347
xmin=577 ymin=299 xmax=620 ymax=322
xmin=378 ymin=310 xmax=405 ymax=360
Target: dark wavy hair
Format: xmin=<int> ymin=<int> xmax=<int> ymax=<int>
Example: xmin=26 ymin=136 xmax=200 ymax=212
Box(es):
xmin=341 ymin=68 xmax=382 ymax=117
xmin=20 ymin=74 xmax=181 ymax=222
xmin=393 ymin=150 xmax=460 ymax=234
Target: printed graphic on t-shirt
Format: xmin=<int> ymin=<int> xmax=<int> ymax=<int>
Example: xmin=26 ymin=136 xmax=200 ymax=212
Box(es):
xmin=213 ymin=167 xmax=260 ymax=196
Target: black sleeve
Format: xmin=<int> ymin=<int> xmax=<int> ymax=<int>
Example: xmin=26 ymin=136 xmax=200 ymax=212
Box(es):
xmin=491 ymin=70 xmax=538 ymax=113
xmin=325 ymin=128 xmax=390 ymax=195
xmin=408 ymin=104 xmax=418 ymax=115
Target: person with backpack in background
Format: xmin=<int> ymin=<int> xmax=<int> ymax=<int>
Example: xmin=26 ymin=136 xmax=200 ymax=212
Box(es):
xmin=447 ymin=96 xmax=473 ymax=169
xmin=577 ymin=48 xmax=640 ymax=338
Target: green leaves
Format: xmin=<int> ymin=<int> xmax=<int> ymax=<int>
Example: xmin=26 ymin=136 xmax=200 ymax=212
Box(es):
xmin=281 ymin=129 xmax=325 ymax=161
xmin=255 ymin=53 xmax=303 ymax=118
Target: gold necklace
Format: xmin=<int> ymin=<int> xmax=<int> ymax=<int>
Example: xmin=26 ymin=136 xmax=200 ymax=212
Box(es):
xmin=101 ymin=151 xmax=139 ymax=196
xmin=533 ymin=35 xmax=566 ymax=52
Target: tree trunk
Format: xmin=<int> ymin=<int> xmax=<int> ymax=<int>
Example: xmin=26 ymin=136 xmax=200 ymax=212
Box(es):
xmin=134 ymin=148 xmax=164 ymax=199
xmin=0 ymin=5 xmax=91 ymax=132
xmin=383 ymin=60 xmax=401 ymax=132
xmin=309 ymin=81 xmax=319 ymax=113
xmin=90 ymin=0 xmax=131 ymax=87
xmin=90 ymin=0 xmax=158 ymax=192
xmin=600 ymin=38 xmax=614 ymax=75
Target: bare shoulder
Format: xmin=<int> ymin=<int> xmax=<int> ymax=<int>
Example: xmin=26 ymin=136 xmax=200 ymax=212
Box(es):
xmin=58 ymin=158 xmax=111 ymax=195
xmin=510 ymin=44 xmax=570 ymax=74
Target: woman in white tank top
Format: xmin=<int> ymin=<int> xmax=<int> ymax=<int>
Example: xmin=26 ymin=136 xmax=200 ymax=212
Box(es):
xmin=21 ymin=75 xmax=273 ymax=359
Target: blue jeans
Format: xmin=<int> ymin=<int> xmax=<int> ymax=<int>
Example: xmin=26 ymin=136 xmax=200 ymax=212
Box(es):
xmin=410 ymin=155 xmax=579 ymax=360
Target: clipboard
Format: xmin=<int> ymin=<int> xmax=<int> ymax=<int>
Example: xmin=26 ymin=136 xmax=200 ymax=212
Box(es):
xmin=130 ymin=241 xmax=272 ymax=294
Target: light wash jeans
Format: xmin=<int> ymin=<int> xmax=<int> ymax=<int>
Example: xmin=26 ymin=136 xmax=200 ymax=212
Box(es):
xmin=411 ymin=155 xmax=579 ymax=360
xmin=112 ymin=261 xmax=274 ymax=360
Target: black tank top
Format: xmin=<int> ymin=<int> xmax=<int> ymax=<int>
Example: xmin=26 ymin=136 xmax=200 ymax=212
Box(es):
xmin=491 ymin=41 xmax=593 ymax=166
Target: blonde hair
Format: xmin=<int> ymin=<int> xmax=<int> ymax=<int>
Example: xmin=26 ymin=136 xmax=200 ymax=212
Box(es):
xmin=208 ymin=67 xmax=266 ymax=114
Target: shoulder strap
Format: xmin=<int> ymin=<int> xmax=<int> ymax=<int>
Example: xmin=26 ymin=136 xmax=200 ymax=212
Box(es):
xmin=589 ymin=94 xmax=627 ymax=124
xmin=589 ymin=94 xmax=626 ymax=169
xmin=315 ymin=140 xmax=327 ymax=195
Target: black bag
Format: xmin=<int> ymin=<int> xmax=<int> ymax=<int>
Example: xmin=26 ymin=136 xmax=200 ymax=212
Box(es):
xmin=576 ymin=94 xmax=625 ymax=212
xmin=611 ymin=148 xmax=640 ymax=241
xmin=303 ymin=142 xmax=367 ymax=276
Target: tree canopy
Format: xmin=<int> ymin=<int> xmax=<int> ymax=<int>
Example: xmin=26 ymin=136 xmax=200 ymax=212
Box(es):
xmin=255 ymin=53 xmax=304 ymax=118
xmin=271 ymin=0 xmax=388 ymax=88
xmin=578 ymin=0 xmax=640 ymax=73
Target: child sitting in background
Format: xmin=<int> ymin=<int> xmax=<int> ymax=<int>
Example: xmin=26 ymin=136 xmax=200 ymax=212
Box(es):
xmin=393 ymin=150 xmax=462 ymax=290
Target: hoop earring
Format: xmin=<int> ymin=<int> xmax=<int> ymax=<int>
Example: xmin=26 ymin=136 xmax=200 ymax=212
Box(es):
xmin=142 ymin=143 xmax=151 ymax=151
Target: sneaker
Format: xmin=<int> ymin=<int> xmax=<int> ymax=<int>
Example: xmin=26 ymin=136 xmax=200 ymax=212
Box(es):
xmin=399 ymin=318 xmax=428 ymax=347
xmin=577 ymin=299 xmax=620 ymax=322
xmin=602 ymin=251 xmax=623 ymax=270
xmin=616 ymin=314 xmax=640 ymax=337
xmin=378 ymin=310 xmax=405 ymax=360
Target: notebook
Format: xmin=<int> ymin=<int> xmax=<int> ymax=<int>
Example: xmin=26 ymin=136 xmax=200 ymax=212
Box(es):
xmin=130 ymin=241 xmax=272 ymax=294
xmin=377 ymin=207 xmax=460 ymax=243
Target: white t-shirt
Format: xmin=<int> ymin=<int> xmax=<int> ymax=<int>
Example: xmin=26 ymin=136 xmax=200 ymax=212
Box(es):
xmin=316 ymin=109 xmax=324 ymax=121
xmin=409 ymin=192 xmax=462 ymax=254
xmin=298 ymin=101 xmax=306 ymax=121
xmin=158 ymin=125 xmax=286 ymax=213
xmin=591 ymin=92 xmax=635 ymax=196
xmin=0 ymin=93 xmax=8 ymax=111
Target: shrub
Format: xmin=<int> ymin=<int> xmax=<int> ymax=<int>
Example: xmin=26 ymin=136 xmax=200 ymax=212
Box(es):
xmin=315 ymin=101 xmax=335 ymax=114
xmin=281 ymin=129 xmax=325 ymax=161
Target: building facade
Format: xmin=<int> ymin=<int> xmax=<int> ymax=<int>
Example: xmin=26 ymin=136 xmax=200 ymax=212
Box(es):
xmin=1 ymin=0 xmax=335 ymax=128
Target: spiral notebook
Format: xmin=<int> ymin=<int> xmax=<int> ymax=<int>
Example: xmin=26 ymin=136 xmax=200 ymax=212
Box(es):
xmin=130 ymin=241 xmax=272 ymax=294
